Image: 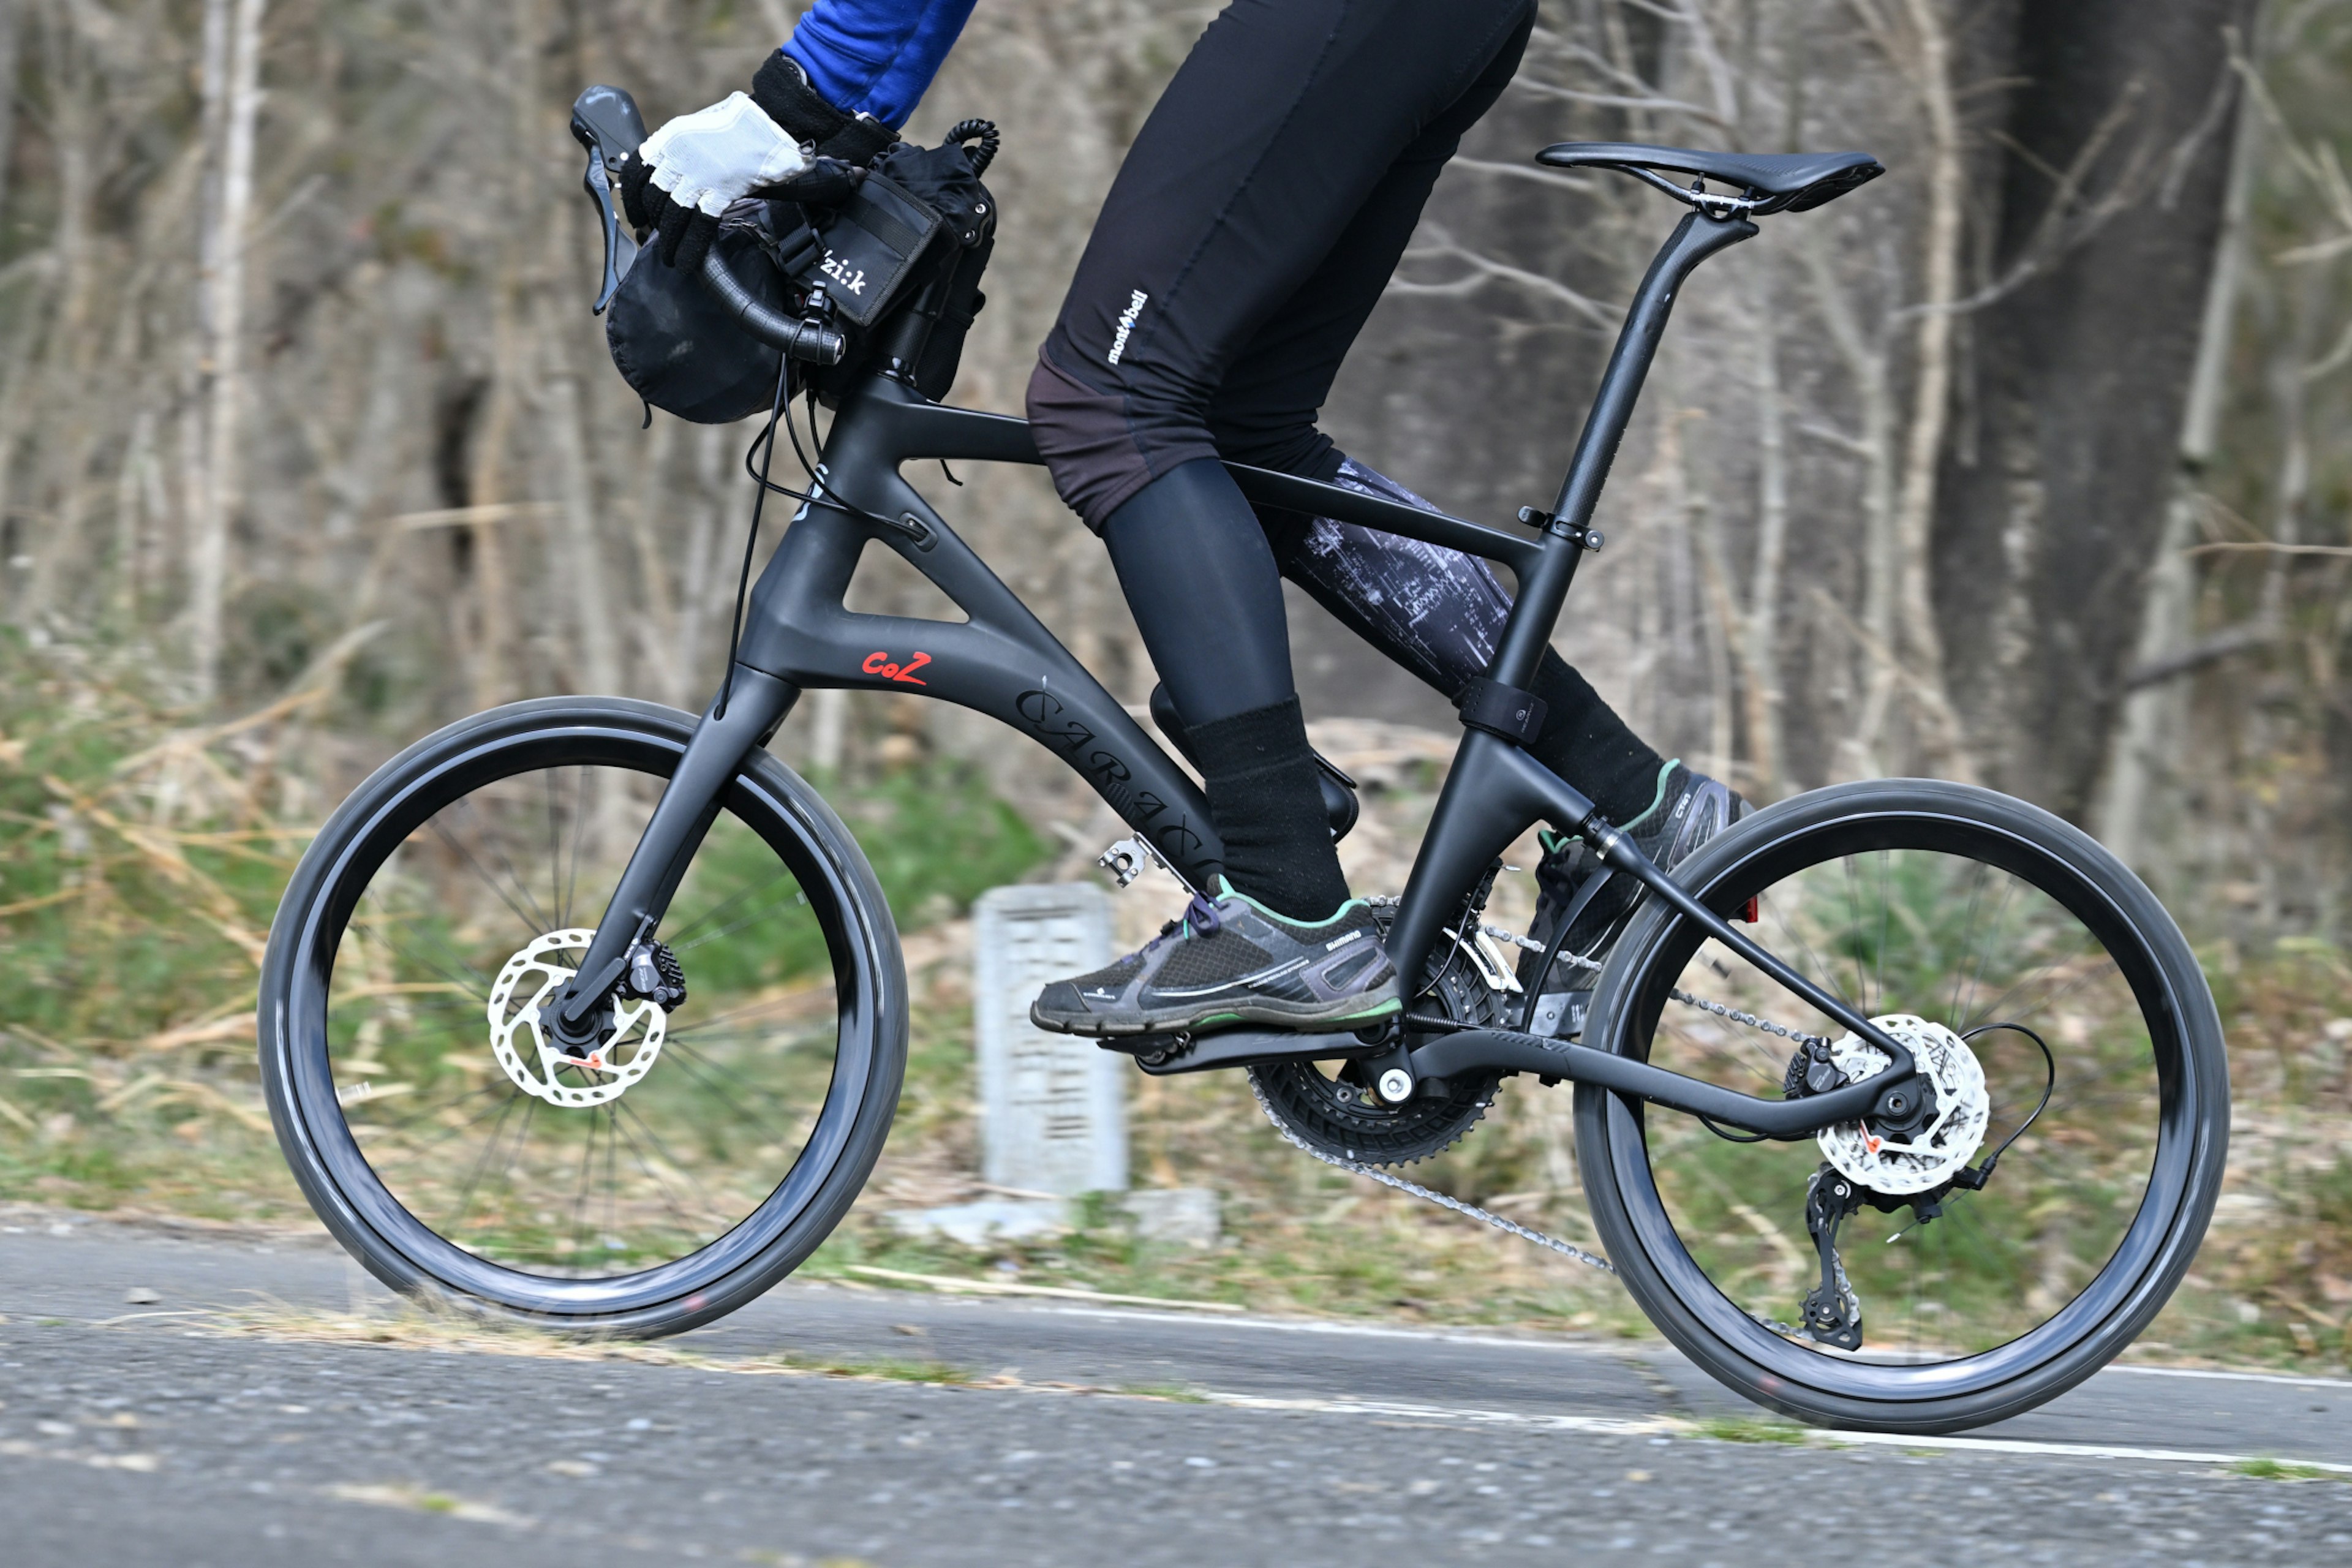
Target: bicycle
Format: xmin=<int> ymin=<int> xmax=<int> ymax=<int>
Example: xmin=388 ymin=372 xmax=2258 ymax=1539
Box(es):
xmin=257 ymin=87 xmax=2228 ymax=1435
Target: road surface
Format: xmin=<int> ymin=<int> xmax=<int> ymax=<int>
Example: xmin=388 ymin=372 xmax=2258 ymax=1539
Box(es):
xmin=1 ymin=1213 xmax=2346 ymax=1566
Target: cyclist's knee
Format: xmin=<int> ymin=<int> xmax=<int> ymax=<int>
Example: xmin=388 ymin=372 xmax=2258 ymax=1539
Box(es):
xmin=1027 ymin=349 xmax=1219 ymax=533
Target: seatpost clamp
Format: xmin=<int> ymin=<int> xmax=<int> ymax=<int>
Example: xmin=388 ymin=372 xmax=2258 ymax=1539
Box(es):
xmin=1518 ymin=505 xmax=1604 ymax=551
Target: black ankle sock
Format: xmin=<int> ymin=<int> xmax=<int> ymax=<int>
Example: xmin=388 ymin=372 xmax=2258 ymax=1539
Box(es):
xmin=1526 ymin=648 xmax=1667 ymax=823
xmin=1188 ymin=697 xmax=1351 ymax=921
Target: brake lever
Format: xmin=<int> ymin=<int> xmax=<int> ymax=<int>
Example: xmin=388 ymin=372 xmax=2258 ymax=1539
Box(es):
xmin=578 ymin=145 xmax=636 ymax=314
xmin=569 ymin=85 xmax=649 ymax=315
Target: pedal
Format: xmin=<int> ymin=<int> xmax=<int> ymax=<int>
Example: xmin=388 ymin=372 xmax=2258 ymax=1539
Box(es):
xmin=1096 ymin=835 xmax=1170 ymax=890
xmin=1101 ymin=1031 xmax=1193 ymax=1068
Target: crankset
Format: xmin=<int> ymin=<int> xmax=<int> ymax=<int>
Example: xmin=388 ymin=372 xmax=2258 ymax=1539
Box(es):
xmin=1247 ymin=903 xmax=1506 ymax=1168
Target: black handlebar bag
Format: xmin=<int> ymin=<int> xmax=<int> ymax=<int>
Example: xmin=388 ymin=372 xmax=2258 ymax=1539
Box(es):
xmin=602 ymin=148 xmax=990 ymax=423
xmin=603 ymin=219 xmax=793 ymax=424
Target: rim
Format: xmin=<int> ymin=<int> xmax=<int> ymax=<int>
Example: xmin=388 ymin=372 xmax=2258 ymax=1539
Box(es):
xmin=1600 ymin=803 xmax=2211 ymax=1404
xmin=278 ymin=716 xmax=885 ymax=1317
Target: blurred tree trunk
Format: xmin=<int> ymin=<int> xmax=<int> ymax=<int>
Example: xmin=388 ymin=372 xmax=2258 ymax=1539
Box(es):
xmin=1929 ymin=0 xmax=2258 ymax=818
xmin=188 ymin=0 xmax=268 ymax=702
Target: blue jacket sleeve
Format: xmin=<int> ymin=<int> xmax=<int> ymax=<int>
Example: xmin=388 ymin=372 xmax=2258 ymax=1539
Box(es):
xmin=782 ymin=0 xmax=979 ymax=129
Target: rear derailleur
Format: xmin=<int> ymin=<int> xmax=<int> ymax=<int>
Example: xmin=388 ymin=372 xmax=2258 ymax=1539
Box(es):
xmin=1798 ymin=1162 xmax=1969 ymax=1352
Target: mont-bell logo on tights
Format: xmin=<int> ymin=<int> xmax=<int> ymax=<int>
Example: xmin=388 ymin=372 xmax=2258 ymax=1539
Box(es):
xmin=1107 ymin=288 xmax=1148 ymax=365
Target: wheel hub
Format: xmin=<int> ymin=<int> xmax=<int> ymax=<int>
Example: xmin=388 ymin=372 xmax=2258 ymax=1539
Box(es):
xmin=1811 ymin=1013 xmax=1989 ymax=1195
xmin=486 ymin=929 xmax=668 ymax=1108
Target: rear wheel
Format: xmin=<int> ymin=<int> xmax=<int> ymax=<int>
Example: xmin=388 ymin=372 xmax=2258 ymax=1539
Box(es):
xmin=258 ymin=698 xmax=906 ymax=1336
xmin=1577 ymin=780 xmax=2228 ymax=1433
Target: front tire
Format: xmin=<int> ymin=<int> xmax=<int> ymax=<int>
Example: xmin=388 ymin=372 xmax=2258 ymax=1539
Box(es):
xmin=1576 ymin=779 xmax=2228 ymax=1433
xmin=258 ymin=698 xmax=907 ymax=1336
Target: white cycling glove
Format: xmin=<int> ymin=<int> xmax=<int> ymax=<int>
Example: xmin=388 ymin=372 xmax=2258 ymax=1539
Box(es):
xmin=626 ymin=91 xmax=810 ymax=271
xmin=641 ymin=92 xmax=810 ymax=217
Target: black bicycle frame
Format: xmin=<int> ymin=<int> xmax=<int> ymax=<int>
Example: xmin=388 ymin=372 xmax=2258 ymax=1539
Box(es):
xmin=551 ymin=206 xmax=1921 ymax=1139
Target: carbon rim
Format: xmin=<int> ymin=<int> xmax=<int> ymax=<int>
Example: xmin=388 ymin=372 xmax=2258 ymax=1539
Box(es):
xmin=1591 ymin=796 xmax=2220 ymax=1408
xmin=271 ymin=710 xmax=894 ymax=1322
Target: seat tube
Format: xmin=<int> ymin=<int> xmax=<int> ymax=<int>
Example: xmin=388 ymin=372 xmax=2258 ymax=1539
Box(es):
xmin=1487 ymin=212 xmax=1755 ymax=690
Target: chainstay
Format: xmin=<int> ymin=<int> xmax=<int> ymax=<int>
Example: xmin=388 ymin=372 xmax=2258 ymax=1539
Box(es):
xmin=1249 ymin=1075 xmax=1615 ymax=1275
xmin=1244 ymin=946 xmax=1838 ymax=1297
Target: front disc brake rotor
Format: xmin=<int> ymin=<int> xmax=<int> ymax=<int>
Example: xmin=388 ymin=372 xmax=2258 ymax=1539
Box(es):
xmin=485 ymin=928 xmax=667 ymax=1109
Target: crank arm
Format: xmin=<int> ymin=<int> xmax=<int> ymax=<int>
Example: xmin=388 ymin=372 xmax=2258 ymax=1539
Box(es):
xmin=1116 ymin=1027 xmax=1385 ymax=1078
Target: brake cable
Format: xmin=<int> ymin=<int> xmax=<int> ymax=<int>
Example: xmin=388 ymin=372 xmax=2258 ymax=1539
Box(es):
xmin=713 ymin=356 xmax=794 ymax=721
xmin=1950 ymin=1020 xmax=2056 ymax=1189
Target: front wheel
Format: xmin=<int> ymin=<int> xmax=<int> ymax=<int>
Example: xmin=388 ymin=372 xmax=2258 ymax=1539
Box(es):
xmin=1576 ymin=779 xmax=2228 ymax=1433
xmin=258 ymin=697 xmax=907 ymax=1336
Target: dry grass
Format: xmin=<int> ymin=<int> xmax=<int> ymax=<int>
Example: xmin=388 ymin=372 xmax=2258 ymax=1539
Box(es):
xmin=7 ymin=642 xmax=2352 ymax=1371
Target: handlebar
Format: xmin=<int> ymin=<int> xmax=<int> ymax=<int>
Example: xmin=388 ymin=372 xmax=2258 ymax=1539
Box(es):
xmin=570 ymin=83 xmax=849 ymax=367
xmin=696 ymin=249 xmax=848 ymax=365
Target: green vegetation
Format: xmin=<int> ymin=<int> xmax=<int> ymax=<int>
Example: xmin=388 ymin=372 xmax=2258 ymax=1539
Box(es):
xmin=1694 ymin=1416 xmax=1812 ymax=1446
xmin=2229 ymin=1458 xmax=2348 ymax=1483
xmin=7 ymin=637 xmax=2352 ymax=1373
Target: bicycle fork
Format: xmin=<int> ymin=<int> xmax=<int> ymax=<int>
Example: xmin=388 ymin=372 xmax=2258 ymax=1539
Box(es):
xmin=544 ymin=666 xmax=801 ymax=1049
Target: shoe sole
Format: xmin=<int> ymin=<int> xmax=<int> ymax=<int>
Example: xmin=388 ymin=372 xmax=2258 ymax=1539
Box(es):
xmin=1029 ymin=992 xmax=1402 ymax=1040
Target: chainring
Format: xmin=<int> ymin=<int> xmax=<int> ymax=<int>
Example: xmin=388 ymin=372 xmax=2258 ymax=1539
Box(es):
xmin=1248 ymin=911 xmax=1505 ymax=1167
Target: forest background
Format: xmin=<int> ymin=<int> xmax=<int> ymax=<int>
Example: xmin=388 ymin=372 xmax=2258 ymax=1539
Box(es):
xmin=3 ymin=0 xmax=2351 ymax=1367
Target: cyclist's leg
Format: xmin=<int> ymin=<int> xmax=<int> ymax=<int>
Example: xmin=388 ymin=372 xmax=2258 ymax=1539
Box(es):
xmin=1254 ymin=471 xmax=1667 ymax=825
xmin=1028 ymin=0 xmax=1539 ymax=924
xmin=1173 ymin=10 xmax=1666 ymax=827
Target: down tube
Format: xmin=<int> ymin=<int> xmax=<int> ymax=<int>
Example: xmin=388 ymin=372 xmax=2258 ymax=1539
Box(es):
xmin=733 ymin=511 xmax=1223 ymax=890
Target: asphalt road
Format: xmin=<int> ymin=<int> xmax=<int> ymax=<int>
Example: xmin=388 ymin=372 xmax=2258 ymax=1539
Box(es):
xmin=2 ymin=1214 xmax=2349 ymax=1566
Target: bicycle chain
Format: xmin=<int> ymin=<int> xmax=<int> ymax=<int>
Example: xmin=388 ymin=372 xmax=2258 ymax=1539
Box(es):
xmin=1254 ymin=956 xmax=1836 ymax=1346
xmin=1665 ymin=989 xmax=1831 ymax=1050
xmin=1249 ymin=1073 xmax=1616 ymax=1274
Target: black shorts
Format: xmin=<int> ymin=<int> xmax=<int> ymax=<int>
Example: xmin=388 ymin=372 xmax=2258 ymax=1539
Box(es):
xmin=1025 ymin=0 xmax=1537 ymax=531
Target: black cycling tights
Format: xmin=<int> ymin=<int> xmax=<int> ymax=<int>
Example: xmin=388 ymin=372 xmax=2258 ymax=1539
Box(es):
xmin=1044 ymin=0 xmax=1664 ymax=916
xmin=1104 ymin=457 xmax=1668 ymax=891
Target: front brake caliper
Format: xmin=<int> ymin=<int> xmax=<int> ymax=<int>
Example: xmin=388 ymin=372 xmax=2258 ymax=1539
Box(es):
xmin=620 ymin=940 xmax=688 ymax=1012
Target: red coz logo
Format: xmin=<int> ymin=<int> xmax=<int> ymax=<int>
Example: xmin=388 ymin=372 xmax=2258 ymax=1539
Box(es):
xmin=862 ymin=650 xmax=932 ymax=686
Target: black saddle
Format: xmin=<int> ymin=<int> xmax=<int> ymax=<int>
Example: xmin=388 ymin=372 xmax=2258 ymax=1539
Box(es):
xmin=1538 ymin=143 xmax=1883 ymax=214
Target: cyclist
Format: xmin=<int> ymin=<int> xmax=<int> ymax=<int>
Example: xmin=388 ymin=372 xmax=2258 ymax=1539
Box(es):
xmin=630 ymin=0 xmax=1746 ymax=1040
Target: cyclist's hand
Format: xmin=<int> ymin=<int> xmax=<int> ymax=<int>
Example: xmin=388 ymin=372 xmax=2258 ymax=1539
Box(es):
xmin=629 ymin=92 xmax=809 ymax=273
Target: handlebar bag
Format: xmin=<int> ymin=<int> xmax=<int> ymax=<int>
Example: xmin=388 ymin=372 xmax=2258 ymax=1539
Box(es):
xmin=603 ymin=220 xmax=793 ymax=424
xmin=795 ymin=169 xmax=945 ymax=328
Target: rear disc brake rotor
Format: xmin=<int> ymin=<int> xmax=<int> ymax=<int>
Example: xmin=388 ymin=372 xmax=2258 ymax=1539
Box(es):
xmin=1814 ymin=1012 xmax=1990 ymax=1195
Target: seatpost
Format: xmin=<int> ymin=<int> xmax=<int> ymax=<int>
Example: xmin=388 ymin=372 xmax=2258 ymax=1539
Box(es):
xmin=1485 ymin=212 xmax=1755 ymax=690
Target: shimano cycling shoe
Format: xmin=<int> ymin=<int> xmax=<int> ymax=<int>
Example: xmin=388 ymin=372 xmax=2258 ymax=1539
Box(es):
xmin=1518 ymin=761 xmax=1751 ymax=1037
xmin=1030 ymin=883 xmax=1401 ymax=1038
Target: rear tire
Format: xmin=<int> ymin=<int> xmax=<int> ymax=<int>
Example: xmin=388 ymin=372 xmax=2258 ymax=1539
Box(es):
xmin=1576 ymin=779 xmax=2228 ymax=1433
xmin=258 ymin=698 xmax=906 ymax=1336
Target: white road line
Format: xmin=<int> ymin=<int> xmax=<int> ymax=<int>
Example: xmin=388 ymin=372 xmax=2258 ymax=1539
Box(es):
xmin=1194 ymin=1390 xmax=2352 ymax=1474
xmin=2109 ymin=1363 xmax=2352 ymax=1391
xmin=1036 ymin=1305 xmax=1624 ymax=1354
xmin=1035 ymin=1306 xmax=2352 ymax=1392
xmin=1033 ymin=1302 xmax=2352 ymax=1392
